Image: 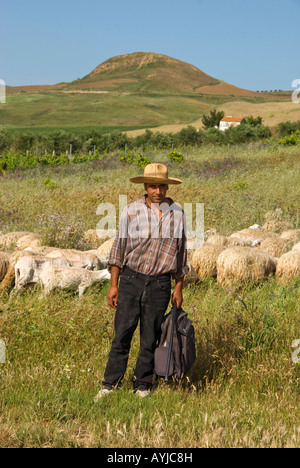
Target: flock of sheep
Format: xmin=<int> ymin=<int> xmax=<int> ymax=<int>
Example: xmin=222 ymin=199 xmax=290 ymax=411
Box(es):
xmin=189 ymin=224 xmax=300 ymax=287
xmin=0 ymin=211 xmax=300 ymax=299
xmin=0 ymin=232 xmax=114 ymax=298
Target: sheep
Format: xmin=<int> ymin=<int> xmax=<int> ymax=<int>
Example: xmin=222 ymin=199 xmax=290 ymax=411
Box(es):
xmin=0 ymin=250 xmax=37 ymax=291
xmin=191 ymin=244 xmax=225 ymax=280
xmin=262 ymin=209 xmax=293 ymax=233
xmin=217 ymin=246 xmax=278 ymax=286
xmin=206 ymin=234 xmax=228 ymax=247
xmin=0 ymin=252 xmax=10 ymax=283
xmin=96 ymin=238 xmax=115 ymax=260
xmin=83 ymin=229 xmax=104 ymax=249
xmin=16 ymin=233 xmax=42 ymax=250
xmin=280 ymin=230 xmax=300 ymax=243
xmin=276 ymin=251 xmax=300 ymax=283
xmin=262 ymin=220 xmax=293 ymax=233
xmin=14 ymin=255 xmax=70 ymax=291
xmin=230 ymin=228 xmax=279 ymax=243
xmin=206 ymin=234 xmax=250 ymax=248
xmin=227 ymin=237 xmax=252 ymax=247
xmin=0 ymin=232 xmax=33 ymax=250
xmin=24 ymin=245 xmax=60 ymax=255
xmin=259 ymin=237 xmax=293 ymax=258
xmin=183 ymin=260 xmax=200 ymax=286
xmin=45 ymin=249 xmax=106 ymax=270
xmin=292 ymin=242 xmax=300 ymax=252
xmin=38 ymin=264 xmax=111 ymax=298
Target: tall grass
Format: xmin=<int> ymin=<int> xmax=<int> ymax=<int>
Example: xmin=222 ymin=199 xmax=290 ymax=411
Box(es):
xmin=0 ymin=143 xmax=299 ymax=447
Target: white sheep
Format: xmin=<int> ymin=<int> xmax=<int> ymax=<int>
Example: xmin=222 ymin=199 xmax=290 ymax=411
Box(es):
xmin=16 ymin=233 xmax=42 ymax=250
xmin=38 ymin=264 xmax=111 ymax=298
xmin=192 ymin=244 xmax=225 ymax=280
xmin=217 ymin=246 xmax=278 ymax=286
xmin=14 ymin=255 xmax=70 ymax=290
xmin=276 ymin=251 xmax=300 ymax=283
xmin=230 ymin=228 xmax=279 ymax=243
xmin=0 ymin=252 xmax=10 ymax=283
xmin=259 ymin=237 xmax=293 ymax=258
xmin=280 ymin=230 xmax=300 ymax=243
xmin=45 ymin=249 xmax=106 ymax=270
xmin=0 ymin=232 xmax=32 ymax=250
xmin=96 ymin=238 xmax=115 ymax=259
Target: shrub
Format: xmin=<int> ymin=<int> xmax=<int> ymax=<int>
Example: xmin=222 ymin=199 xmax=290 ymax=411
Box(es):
xmin=12 ymin=132 xmax=35 ymax=152
xmin=277 ymin=121 xmax=300 ymax=138
xmin=175 ymin=125 xmax=203 ymax=146
xmin=245 ymin=115 xmax=263 ymax=127
xmin=120 ymin=151 xmax=152 ymax=169
xmin=0 ymin=129 xmax=13 ymax=153
xmin=168 ymin=150 xmax=184 ymax=162
xmin=253 ymin=124 xmax=272 ymax=140
xmin=42 ymin=178 xmax=58 ymax=189
xmin=149 ymin=131 xmax=173 ymax=149
xmin=203 ymin=127 xmax=226 ymax=145
xmin=224 ymin=124 xmax=256 ymax=144
xmin=135 ymin=154 xmax=152 ymax=169
xmin=277 ymin=131 xmax=300 ymax=146
xmin=223 ymin=124 xmax=271 ymax=144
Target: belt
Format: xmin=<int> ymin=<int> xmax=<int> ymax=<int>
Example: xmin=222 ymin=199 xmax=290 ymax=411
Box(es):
xmin=122 ymin=266 xmax=171 ymax=280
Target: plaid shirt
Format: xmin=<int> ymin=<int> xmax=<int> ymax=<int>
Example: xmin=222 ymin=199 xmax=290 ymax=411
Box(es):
xmin=108 ymin=195 xmax=189 ymax=280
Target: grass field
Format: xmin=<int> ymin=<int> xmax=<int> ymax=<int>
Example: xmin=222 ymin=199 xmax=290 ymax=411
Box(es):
xmin=0 ymin=144 xmax=299 ymax=447
xmin=1 ymin=91 xmax=221 ymax=129
xmin=2 ymin=88 xmax=294 ymax=132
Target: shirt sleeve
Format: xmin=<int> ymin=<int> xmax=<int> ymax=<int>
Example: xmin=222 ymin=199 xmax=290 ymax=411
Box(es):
xmin=172 ymin=213 xmax=189 ymax=280
xmin=107 ymin=208 xmax=128 ymax=272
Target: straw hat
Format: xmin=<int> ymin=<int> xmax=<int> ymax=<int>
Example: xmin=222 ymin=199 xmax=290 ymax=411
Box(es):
xmin=130 ymin=163 xmax=182 ymax=185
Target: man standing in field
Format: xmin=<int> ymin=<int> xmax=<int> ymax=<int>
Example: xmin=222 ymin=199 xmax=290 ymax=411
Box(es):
xmin=94 ymin=163 xmax=189 ymax=400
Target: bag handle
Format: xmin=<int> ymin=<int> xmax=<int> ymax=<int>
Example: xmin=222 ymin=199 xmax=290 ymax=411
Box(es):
xmin=164 ymin=302 xmax=181 ymax=382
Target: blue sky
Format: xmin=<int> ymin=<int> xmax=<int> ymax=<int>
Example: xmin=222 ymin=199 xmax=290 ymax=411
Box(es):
xmin=1 ymin=0 xmax=299 ymax=91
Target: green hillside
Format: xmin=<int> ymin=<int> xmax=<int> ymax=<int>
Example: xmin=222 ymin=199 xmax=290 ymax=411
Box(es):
xmin=2 ymin=52 xmax=290 ymax=130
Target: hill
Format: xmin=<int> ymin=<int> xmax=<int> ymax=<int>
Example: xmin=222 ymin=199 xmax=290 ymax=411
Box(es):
xmin=4 ymin=52 xmax=293 ymax=130
xmin=68 ymin=52 xmax=226 ymax=94
xmin=7 ymin=52 xmax=260 ymax=97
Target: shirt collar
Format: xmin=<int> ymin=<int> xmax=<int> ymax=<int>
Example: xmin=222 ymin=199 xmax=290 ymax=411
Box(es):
xmin=143 ymin=194 xmax=174 ymax=208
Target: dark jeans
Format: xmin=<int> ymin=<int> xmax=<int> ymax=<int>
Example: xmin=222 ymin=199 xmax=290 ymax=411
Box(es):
xmin=103 ymin=266 xmax=171 ymax=390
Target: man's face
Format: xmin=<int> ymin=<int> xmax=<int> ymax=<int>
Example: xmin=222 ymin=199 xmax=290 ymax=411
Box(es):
xmin=144 ymin=183 xmax=168 ymax=204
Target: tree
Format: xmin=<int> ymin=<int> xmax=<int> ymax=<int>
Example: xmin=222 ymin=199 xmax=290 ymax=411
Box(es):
xmin=202 ymin=109 xmax=225 ymax=129
xmin=245 ymin=115 xmax=263 ymax=127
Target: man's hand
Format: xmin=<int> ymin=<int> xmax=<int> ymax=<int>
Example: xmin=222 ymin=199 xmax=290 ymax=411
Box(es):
xmin=107 ymin=266 xmax=121 ymax=309
xmin=172 ymin=278 xmax=184 ymax=309
xmin=107 ymin=286 xmax=119 ymax=309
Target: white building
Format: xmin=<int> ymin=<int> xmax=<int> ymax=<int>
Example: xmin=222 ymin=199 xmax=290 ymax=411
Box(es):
xmin=219 ymin=116 xmax=245 ymax=131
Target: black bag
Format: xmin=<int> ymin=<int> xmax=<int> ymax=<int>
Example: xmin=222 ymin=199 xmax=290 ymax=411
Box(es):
xmin=154 ymin=303 xmax=196 ymax=381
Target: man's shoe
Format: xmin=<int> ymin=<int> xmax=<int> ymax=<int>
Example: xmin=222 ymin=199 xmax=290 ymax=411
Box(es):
xmin=135 ymin=389 xmax=151 ymax=398
xmin=94 ymin=388 xmax=113 ymax=402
